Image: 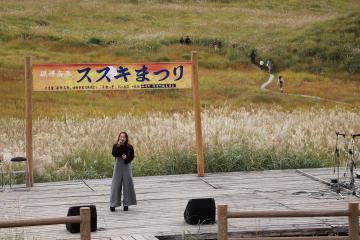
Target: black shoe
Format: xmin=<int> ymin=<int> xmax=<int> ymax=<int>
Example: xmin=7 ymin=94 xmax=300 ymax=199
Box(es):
xmin=123 ymin=206 xmax=128 ymax=211
xmin=110 ymin=207 xmax=115 ymax=212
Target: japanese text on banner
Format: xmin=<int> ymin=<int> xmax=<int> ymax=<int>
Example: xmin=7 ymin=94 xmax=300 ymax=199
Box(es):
xmin=32 ymin=62 xmax=192 ymax=91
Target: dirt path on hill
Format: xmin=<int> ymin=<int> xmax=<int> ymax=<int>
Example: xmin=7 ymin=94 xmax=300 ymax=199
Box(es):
xmin=261 ymin=73 xmax=348 ymax=105
xmin=261 ymin=73 xmax=274 ymax=89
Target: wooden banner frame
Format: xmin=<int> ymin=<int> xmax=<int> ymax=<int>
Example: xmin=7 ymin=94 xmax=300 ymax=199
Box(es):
xmin=24 ymin=51 xmax=204 ymax=187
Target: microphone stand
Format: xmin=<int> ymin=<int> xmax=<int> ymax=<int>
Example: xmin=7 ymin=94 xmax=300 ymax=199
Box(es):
xmin=334 ymin=131 xmax=345 ymax=195
xmin=349 ymin=133 xmax=360 ymax=195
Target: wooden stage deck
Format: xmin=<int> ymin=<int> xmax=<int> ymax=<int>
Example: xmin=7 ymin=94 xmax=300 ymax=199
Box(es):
xmin=1 ymin=168 xmax=360 ymax=240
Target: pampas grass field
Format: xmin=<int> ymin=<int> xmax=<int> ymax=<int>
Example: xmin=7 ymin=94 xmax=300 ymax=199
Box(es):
xmin=1 ymin=106 xmax=359 ymax=182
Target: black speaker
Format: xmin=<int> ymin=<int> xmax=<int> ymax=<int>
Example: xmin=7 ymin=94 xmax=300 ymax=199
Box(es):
xmin=184 ymin=198 xmax=215 ymax=225
xmin=66 ymin=205 xmax=97 ymax=233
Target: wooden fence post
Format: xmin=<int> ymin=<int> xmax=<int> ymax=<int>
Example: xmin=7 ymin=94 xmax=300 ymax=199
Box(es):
xmin=218 ymin=205 xmax=228 ymax=240
xmin=191 ymin=51 xmax=205 ymax=177
xmin=80 ymin=207 xmax=91 ymax=240
xmin=348 ymin=202 xmax=359 ymax=240
xmin=25 ymin=56 xmax=33 ymax=187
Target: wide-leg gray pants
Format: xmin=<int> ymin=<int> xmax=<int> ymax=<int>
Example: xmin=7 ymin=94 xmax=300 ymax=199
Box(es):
xmin=110 ymin=158 xmax=137 ymax=208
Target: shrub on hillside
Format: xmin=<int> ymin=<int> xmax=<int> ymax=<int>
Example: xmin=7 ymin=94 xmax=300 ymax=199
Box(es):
xmin=87 ymin=37 xmax=103 ymax=45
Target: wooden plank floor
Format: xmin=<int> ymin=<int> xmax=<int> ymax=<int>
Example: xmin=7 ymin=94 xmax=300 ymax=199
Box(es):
xmin=1 ymin=168 xmax=359 ymax=240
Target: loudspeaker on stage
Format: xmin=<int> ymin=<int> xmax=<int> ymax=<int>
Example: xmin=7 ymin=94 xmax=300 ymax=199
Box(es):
xmin=66 ymin=205 xmax=97 ymax=233
xmin=184 ymin=198 xmax=216 ymax=225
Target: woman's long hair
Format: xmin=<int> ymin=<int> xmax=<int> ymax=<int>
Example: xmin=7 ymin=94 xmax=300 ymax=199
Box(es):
xmin=117 ymin=131 xmax=129 ymax=145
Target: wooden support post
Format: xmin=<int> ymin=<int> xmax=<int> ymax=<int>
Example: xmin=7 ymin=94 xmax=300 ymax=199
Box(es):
xmin=25 ymin=56 xmax=33 ymax=187
xmin=348 ymin=202 xmax=359 ymax=240
xmin=217 ymin=205 xmax=228 ymax=240
xmin=80 ymin=207 xmax=91 ymax=240
xmin=191 ymin=51 xmax=205 ymax=177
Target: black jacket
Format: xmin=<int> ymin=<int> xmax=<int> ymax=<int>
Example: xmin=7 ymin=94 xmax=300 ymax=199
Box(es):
xmin=112 ymin=144 xmax=134 ymax=164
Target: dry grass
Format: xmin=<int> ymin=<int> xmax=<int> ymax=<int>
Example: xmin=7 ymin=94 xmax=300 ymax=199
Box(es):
xmin=0 ymin=0 xmax=357 ymax=67
xmin=0 ymin=0 xmax=359 ymax=179
xmin=0 ymin=0 xmax=359 ymax=119
xmin=269 ymin=71 xmax=360 ymax=103
xmin=1 ymin=106 xmax=359 ymax=174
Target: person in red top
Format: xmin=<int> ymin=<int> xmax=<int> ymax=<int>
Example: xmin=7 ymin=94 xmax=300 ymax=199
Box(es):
xmin=277 ymin=75 xmax=284 ymax=93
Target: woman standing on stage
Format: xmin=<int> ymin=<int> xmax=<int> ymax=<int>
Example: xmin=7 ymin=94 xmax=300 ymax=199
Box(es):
xmin=110 ymin=131 xmax=137 ymax=212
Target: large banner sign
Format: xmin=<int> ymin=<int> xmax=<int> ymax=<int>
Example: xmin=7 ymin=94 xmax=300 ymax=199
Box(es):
xmin=32 ymin=62 xmax=192 ymax=91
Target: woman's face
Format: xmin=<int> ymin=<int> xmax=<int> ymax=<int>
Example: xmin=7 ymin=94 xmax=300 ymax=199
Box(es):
xmin=119 ymin=133 xmax=127 ymax=145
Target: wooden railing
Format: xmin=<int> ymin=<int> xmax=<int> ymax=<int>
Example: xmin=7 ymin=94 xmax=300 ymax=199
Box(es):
xmin=0 ymin=207 xmax=91 ymax=240
xmin=218 ymin=202 xmax=360 ymax=240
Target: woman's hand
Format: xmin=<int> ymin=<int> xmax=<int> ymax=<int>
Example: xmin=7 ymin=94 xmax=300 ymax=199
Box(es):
xmin=121 ymin=154 xmax=127 ymax=160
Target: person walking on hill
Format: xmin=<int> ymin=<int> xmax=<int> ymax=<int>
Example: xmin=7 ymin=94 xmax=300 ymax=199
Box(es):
xmin=250 ymin=49 xmax=256 ymax=64
xmin=259 ymin=60 xmax=265 ymax=70
xmin=184 ymin=36 xmax=192 ymax=45
xmin=277 ymin=75 xmax=284 ymax=93
xmin=266 ymin=59 xmax=273 ymax=73
xmin=110 ymin=131 xmax=137 ymax=212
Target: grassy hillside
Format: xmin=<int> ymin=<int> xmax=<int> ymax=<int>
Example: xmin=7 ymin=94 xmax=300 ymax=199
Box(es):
xmin=1 ymin=0 xmax=359 ymax=69
xmin=268 ymin=12 xmax=360 ymax=75
xmin=0 ymin=0 xmax=359 ymax=118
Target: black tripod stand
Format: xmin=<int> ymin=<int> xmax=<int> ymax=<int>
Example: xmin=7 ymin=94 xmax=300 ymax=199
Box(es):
xmin=333 ymin=131 xmax=346 ymax=195
xmin=344 ymin=133 xmax=360 ymax=195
